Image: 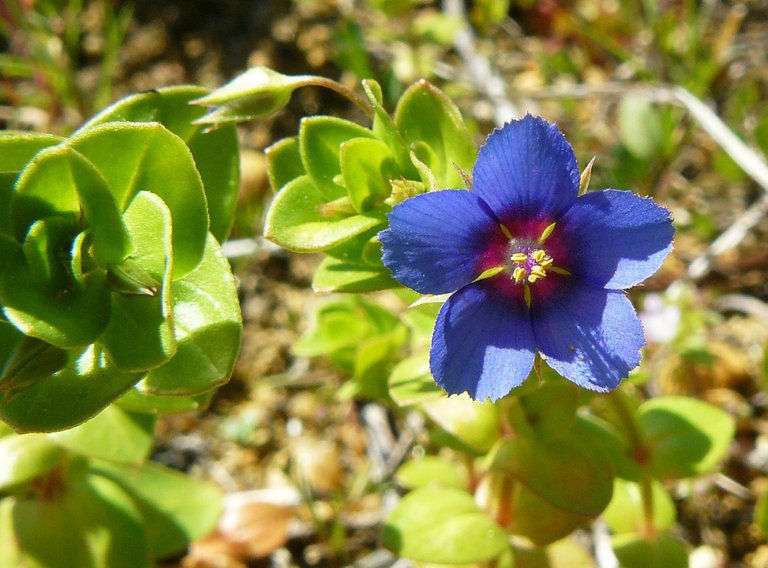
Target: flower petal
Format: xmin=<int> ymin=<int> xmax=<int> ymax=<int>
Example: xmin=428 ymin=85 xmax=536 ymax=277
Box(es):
xmin=473 ymin=115 xmax=579 ymax=226
xmin=532 ymin=281 xmax=644 ymax=391
xmin=558 ymin=190 xmax=674 ymax=289
xmin=380 ymin=190 xmax=502 ymax=295
xmin=430 ymin=280 xmax=536 ymax=401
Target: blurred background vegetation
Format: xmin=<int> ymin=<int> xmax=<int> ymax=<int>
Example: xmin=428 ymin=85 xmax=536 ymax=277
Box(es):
xmin=2 ymin=0 xmax=768 ymax=566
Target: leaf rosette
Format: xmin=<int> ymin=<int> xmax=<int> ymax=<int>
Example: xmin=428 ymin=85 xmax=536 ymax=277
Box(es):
xmin=0 ymin=88 xmax=242 ymax=432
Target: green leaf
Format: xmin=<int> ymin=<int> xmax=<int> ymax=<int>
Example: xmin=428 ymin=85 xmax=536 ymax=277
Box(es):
xmin=312 ymin=256 xmax=397 ymax=293
xmin=81 ymin=86 xmax=240 ymax=243
xmin=350 ymin=326 xmax=408 ymax=401
xmin=0 ymin=132 xmax=63 ymax=236
xmin=388 ymin=351 xmax=443 ymax=406
xmin=8 ymin=473 xmax=150 ymax=568
xmin=0 ymin=344 xmax=143 ymax=433
xmin=49 ymin=405 xmax=155 ymax=464
xmin=264 ymin=175 xmax=385 ymax=252
xmin=1 ymin=220 xmax=111 ymax=349
xmin=266 ymin=136 xmax=305 ymax=191
xmin=603 ymin=478 xmax=676 ymax=535
xmin=12 ymin=145 xmax=130 ymax=265
xmin=756 ymin=490 xmax=768 ymax=537
xmin=341 ymin=137 xmax=397 ymax=212
xmin=0 ymin=131 xmax=64 ymax=173
xmin=192 ymin=66 xmax=316 ymax=124
xmin=519 ymin=381 xmax=581 ymax=441
xmin=572 ymin=415 xmax=642 ymax=482
xmin=299 ymin=116 xmax=375 ymax=200
xmin=115 ymin=388 xmax=213 ymax=414
xmin=102 ymin=191 xmax=175 ymax=371
xmin=423 ymin=394 xmax=500 ymax=454
xmin=0 ymin=337 xmax=68 ymax=403
xmin=612 ymin=532 xmax=689 ymax=568
xmin=488 ymin=432 xmax=614 ymax=518
xmin=69 ymin=122 xmax=208 ymax=278
xmin=93 ymin=460 xmax=223 ymax=558
xmin=383 ymin=485 xmax=509 ymax=564
xmin=394 ymin=80 xmax=476 ymax=188
xmin=0 ymin=433 xmax=63 ymax=491
xmin=140 ymin=235 xmax=242 ymax=395
xmin=395 ymin=456 xmax=467 ymax=490
xmin=638 ymin=396 xmax=735 ymax=479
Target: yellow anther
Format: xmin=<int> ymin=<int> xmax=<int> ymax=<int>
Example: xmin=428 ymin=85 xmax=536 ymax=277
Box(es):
xmin=528 ymin=273 xmax=540 ymax=283
xmin=513 ymin=267 xmax=527 ymax=283
xmin=530 ymin=265 xmax=547 ymax=279
xmin=511 ymin=253 xmax=528 ymax=264
xmin=539 ymin=257 xmax=553 ymax=269
xmin=531 ymin=249 xmax=547 ymax=263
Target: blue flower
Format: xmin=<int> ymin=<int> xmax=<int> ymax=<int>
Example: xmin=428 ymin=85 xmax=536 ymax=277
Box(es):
xmin=379 ymin=115 xmax=674 ymax=401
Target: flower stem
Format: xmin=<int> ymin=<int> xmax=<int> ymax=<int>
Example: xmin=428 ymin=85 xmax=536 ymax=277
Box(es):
xmin=608 ymin=389 xmax=656 ymax=538
xmin=303 ymin=77 xmax=374 ymax=117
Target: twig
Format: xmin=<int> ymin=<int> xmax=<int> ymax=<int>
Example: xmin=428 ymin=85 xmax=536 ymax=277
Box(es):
xmin=442 ymin=0 xmax=520 ymax=125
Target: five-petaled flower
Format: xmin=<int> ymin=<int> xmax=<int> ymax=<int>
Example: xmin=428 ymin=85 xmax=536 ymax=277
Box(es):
xmin=379 ymin=115 xmax=674 ymax=401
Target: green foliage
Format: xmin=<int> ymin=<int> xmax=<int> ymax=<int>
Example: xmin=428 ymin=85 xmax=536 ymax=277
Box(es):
xmin=0 ymin=87 xmax=242 ymax=432
xmin=0 ymin=407 xmax=222 ymax=566
xmin=382 ymin=485 xmax=510 ymax=564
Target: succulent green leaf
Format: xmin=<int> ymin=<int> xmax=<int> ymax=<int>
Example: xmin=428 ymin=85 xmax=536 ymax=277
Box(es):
xmin=0 ymin=131 xmax=63 ymax=173
xmin=102 ymin=191 xmax=175 ymax=371
xmin=0 ymin=344 xmax=143 ymax=433
xmin=299 ymin=116 xmax=375 ymax=199
xmin=312 ymin=256 xmax=397 ymax=293
xmin=115 ymin=388 xmax=212 ymax=414
xmin=422 ymin=394 xmax=500 ymax=454
xmin=0 ymin=433 xmax=63 ymax=491
xmin=383 ymin=485 xmax=509 ymax=563
xmin=488 ymin=432 xmax=614 ymax=517
xmin=505 ymin=479 xmax=597 ymax=546
xmin=13 ymin=145 xmax=130 ymax=266
xmin=388 ymin=351 xmax=443 ymax=406
xmin=612 ymin=532 xmax=689 ymax=568
xmin=7 ymin=473 xmax=150 ymax=568
xmin=80 ymin=86 xmax=240 ymax=242
xmin=394 ymin=80 xmax=476 ymax=188
xmin=395 ymin=456 xmax=468 ymax=490
xmin=2 ymin=219 xmax=111 ymax=349
xmin=49 ymin=405 xmax=155 ymax=464
xmin=266 ymin=136 xmax=305 ymax=191
xmin=603 ymin=478 xmax=676 ymax=535
xmin=264 ymin=175 xmax=385 ymax=252
xmin=638 ymin=396 xmax=735 ymax=479
xmin=93 ymin=460 xmax=223 ymax=558
xmin=572 ymin=415 xmax=642 ymax=481
xmin=69 ymin=122 xmax=208 ymax=278
xmin=0 ymin=132 xmax=64 ymax=235
xmin=140 ymin=234 xmax=242 ymax=395
xmin=0 ymin=337 xmax=68 ymax=402
xmin=341 ymin=137 xmax=398 ymax=212
xmin=518 ymin=381 xmax=581 ymax=441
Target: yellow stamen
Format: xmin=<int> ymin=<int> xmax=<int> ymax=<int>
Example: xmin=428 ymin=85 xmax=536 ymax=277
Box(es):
xmin=530 ymin=265 xmax=547 ymax=279
xmin=511 ymin=253 xmax=528 ymax=264
xmin=539 ymin=257 xmax=553 ymax=269
xmin=527 ymin=273 xmax=541 ymax=283
xmin=513 ymin=267 xmax=527 ymax=283
xmin=531 ymin=249 xmax=547 ymax=263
